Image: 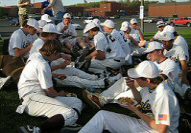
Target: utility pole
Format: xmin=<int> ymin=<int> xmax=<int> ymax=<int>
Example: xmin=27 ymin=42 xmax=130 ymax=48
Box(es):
xmin=140 ymin=0 xmax=144 ymax=33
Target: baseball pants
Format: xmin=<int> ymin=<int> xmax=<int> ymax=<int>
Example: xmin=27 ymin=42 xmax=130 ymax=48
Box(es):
xmin=23 ymin=93 xmax=83 ymax=126
xmin=53 ymin=67 xmax=98 ymax=80
xmin=90 ymin=59 xmax=125 ymax=70
xmin=56 ymin=77 xmax=105 ymax=90
xmin=79 ymin=110 xmax=158 ymax=133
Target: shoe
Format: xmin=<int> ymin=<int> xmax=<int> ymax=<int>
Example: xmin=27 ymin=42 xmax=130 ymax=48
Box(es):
xmin=82 ymin=90 xmax=104 ymax=109
xmin=19 ymin=125 xmax=40 ymax=133
xmin=60 ymin=125 xmax=82 ymax=133
xmin=0 ymin=76 xmax=11 ymax=90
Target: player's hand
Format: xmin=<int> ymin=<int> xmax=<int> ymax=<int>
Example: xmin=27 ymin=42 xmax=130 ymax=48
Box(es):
xmin=53 ymin=74 xmax=67 ymax=80
xmin=126 ymin=78 xmax=136 ymax=89
xmin=58 ymin=90 xmax=68 ymax=96
xmin=64 ymin=60 xmax=71 ymax=66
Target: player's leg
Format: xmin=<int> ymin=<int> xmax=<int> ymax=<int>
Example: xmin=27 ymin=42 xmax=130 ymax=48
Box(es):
xmin=79 ymin=110 xmax=157 ymax=133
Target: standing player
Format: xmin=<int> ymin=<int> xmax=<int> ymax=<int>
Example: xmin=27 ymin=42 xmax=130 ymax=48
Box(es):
xmin=18 ymin=40 xmax=83 ymax=133
xmin=79 ymin=61 xmax=180 ymax=133
xmin=18 ymin=0 xmax=32 ymax=27
xmin=42 ymin=0 xmax=65 ymax=20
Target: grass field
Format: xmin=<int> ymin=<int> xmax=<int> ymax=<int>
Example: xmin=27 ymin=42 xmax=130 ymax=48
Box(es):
xmin=0 ymin=30 xmax=191 ymax=133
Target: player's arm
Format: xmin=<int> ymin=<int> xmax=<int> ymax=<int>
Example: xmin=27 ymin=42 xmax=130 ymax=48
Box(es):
xmin=179 ymin=60 xmax=189 ymax=84
xmin=87 ymin=50 xmax=106 ymax=60
xmin=45 ymin=87 xmax=67 ymax=97
xmin=126 ymin=79 xmax=142 ymax=102
xmin=15 ymin=44 xmax=32 ymax=57
xmin=18 ymin=1 xmax=31 ymax=7
xmin=126 ymin=104 xmax=168 ymax=133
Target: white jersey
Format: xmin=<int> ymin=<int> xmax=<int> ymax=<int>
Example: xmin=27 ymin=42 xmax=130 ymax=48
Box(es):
xmin=106 ymin=30 xmax=126 ymax=60
xmin=18 ymin=52 xmax=53 ymax=99
xmin=29 ymin=38 xmax=44 ymax=57
xmin=94 ymin=31 xmax=108 ymax=52
xmin=57 ymin=23 xmax=77 ymax=37
xmin=119 ymin=31 xmax=132 ymax=60
xmin=130 ymin=29 xmax=140 ymax=42
xmin=174 ymin=35 xmax=189 ymax=60
xmin=140 ymin=82 xmax=180 ymax=133
xmin=9 ymin=28 xmax=37 ymax=57
xmin=164 ymin=45 xmax=188 ymax=62
xmin=154 ymin=58 xmax=180 ymax=81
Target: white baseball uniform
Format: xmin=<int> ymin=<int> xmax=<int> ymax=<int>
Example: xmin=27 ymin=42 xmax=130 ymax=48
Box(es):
xmin=57 ymin=22 xmax=77 ymax=46
xmin=130 ymin=29 xmax=141 ymax=42
xmin=153 ymin=30 xmax=163 ymax=40
xmin=90 ymin=30 xmax=126 ymax=70
xmin=164 ymin=45 xmax=189 ymax=62
xmin=174 ymin=35 xmax=189 ymax=61
xmin=17 ymin=53 xmax=83 ymax=126
xmin=119 ymin=31 xmax=132 ymax=64
xmin=79 ymin=82 xmax=180 ymax=133
xmin=9 ymin=28 xmax=37 ymax=57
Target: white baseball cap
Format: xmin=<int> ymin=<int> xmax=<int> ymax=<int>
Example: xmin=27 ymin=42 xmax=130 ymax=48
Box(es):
xmin=130 ymin=18 xmax=138 ymax=24
xmin=38 ymin=20 xmax=47 ymax=29
xmin=83 ymin=22 xmax=97 ymax=33
xmin=42 ymin=23 xmax=62 ymax=34
xmin=27 ymin=18 xmax=39 ymax=30
xmin=128 ymin=61 xmax=160 ymax=79
xmin=162 ymin=25 xmax=175 ymax=33
xmin=120 ymin=21 xmax=131 ymax=31
xmin=41 ymin=14 xmax=52 ymax=23
xmin=144 ymin=41 xmax=163 ymax=53
xmin=63 ymin=13 xmax=71 ymax=19
xmin=156 ymin=20 xmax=166 ymax=28
xmin=161 ymin=31 xmax=175 ymax=41
xmin=92 ymin=18 xmax=101 ymax=26
xmin=101 ymin=20 xmax=115 ymax=29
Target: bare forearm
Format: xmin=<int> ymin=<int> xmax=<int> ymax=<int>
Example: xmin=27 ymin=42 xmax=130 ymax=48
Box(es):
xmin=15 ymin=46 xmax=31 ymax=57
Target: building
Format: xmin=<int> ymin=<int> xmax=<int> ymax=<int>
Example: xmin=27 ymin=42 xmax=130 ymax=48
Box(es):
xmin=84 ymin=1 xmax=137 ymax=17
xmin=149 ymin=2 xmax=191 ymax=17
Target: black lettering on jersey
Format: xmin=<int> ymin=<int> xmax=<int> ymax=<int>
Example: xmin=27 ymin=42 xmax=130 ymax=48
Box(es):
xmin=108 ymin=35 xmax=115 ymax=42
xmin=141 ymin=100 xmax=152 ymax=114
xmin=22 ymin=41 xmax=30 ymax=49
xmin=120 ymin=33 xmax=127 ymax=42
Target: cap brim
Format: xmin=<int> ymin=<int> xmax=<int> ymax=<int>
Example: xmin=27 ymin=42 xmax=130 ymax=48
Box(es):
xmin=127 ymin=68 xmax=141 ymax=79
xmin=144 ymin=48 xmax=154 ymax=54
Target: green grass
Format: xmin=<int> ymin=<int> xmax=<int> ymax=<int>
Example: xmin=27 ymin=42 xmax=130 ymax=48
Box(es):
xmin=0 ymin=30 xmax=191 ymax=132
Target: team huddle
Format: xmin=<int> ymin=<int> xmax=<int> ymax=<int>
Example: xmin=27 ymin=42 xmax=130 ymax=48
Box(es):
xmin=3 ymin=12 xmax=190 ymax=133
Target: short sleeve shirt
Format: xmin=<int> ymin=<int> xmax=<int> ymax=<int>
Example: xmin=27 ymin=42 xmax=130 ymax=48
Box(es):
xmin=57 ymin=22 xmax=77 ymax=37
xmin=18 ymin=53 xmax=53 ymax=98
xmin=8 ymin=28 xmax=37 ymax=57
xmin=94 ymin=32 xmax=107 ymax=52
xmin=106 ymin=30 xmax=126 ymax=59
xmin=164 ymin=45 xmax=188 ymax=62
xmin=140 ymin=82 xmax=180 ymax=133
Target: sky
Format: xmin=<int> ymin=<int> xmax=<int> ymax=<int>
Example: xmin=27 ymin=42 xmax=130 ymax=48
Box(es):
xmin=0 ymin=0 xmax=189 ymax=7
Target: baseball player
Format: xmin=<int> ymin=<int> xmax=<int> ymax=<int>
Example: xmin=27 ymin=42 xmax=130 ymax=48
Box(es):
xmin=130 ymin=18 xmax=144 ymax=42
xmin=161 ymin=31 xmax=189 ymax=85
xmin=79 ymin=61 xmax=180 ymax=133
xmin=87 ymin=20 xmax=126 ymax=71
xmin=145 ymin=41 xmax=191 ymax=98
xmin=9 ymin=18 xmax=39 ymax=59
xmin=17 ymin=40 xmax=83 ymax=133
xmin=151 ymin=20 xmax=166 ymax=41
